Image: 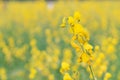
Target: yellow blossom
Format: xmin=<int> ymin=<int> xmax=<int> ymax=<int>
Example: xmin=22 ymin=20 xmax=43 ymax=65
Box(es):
xmin=29 ymin=68 xmax=37 ymax=79
xmin=60 ymin=17 xmax=67 ymax=28
xmin=74 ymin=11 xmax=81 ymax=22
xmin=71 ymin=41 xmax=81 ymax=52
xmin=63 ymin=73 xmax=73 ymax=80
xmin=0 ymin=68 xmax=7 ymax=80
xmin=78 ymin=53 xmax=90 ymax=63
xmin=83 ymin=42 xmax=93 ymax=51
xmin=68 ymin=16 xmax=74 ymax=26
xmin=60 ymin=62 xmax=70 ymax=74
xmin=104 ymin=72 xmax=112 ymax=80
xmin=71 ymin=36 xmax=81 ymax=52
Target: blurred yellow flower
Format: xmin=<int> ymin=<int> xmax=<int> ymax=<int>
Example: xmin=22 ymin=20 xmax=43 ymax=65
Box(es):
xmin=68 ymin=16 xmax=74 ymax=26
xmin=104 ymin=72 xmax=112 ymax=80
xmin=63 ymin=73 xmax=73 ymax=80
xmin=83 ymin=42 xmax=93 ymax=51
xmin=29 ymin=68 xmax=37 ymax=79
xmin=60 ymin=62 xmax=70 ymax=74
xmin=78 ymin=53 xmax=90 ymax=63
xmin=0 ymin=68 xmax=7 ymax=80
xmin=74 ymin=11 xmax=81 ymax=22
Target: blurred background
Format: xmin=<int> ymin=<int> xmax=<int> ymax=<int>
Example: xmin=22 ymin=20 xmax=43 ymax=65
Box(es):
xmin=0 ymin=1 xmax=120 ymax=80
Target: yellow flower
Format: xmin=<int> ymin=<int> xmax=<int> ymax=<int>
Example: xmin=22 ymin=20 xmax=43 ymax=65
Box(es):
xmin=68 ymin=16 xmax=74 ymax=26
xmin=29 ymin=68 xmax=37 ymax=79
xmin=69 ymin=24 xmax=89 ymax=44
xmin=74 ymin=11 xmax=81 ymax=22
xmin=60 ymin=17 xmax=67 ymax=28
xmin=0 ymin=68 xmax=7 ymax=80
xmin=62 ymin=62 xmax=70 ymax=70
xmin=73 ymin=23 xmax=84 ymax=35
xmin=60 ymin=62 xmax=70 ymax=74
xmin=95 ymin=45 xmax=100 ymax=51
xmin=71 ymin=41 xmax=81 ymax=52
xmin=69 ymin=23 xmax=89 ymax=42
xmin=104 ymin=72 xmax=112 ymax=80
xmin=78 ymin=53 xmax=90 ymax=63
xmin=63 ymin=73 xmax=73 ymax=80
xmin=84 ymin=42 xmax=93 ymax=51
xmin=71 ymin=36 xmax=81 ymax=52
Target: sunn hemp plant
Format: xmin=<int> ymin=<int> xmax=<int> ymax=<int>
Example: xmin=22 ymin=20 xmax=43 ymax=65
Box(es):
xmin=60 ymin=12 xmax=97 ymax=80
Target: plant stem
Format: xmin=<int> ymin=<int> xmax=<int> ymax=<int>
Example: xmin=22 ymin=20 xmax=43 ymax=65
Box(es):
xmin=89 ymin=65 xmax=97 ymax=80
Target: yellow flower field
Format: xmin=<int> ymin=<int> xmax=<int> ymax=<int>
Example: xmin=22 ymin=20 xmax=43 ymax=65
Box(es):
xmin=0 ymin=1 xmax=120 ymax=80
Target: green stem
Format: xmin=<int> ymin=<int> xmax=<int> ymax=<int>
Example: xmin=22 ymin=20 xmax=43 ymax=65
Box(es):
xmin=89 ymin=65 xmax=97 ymax=80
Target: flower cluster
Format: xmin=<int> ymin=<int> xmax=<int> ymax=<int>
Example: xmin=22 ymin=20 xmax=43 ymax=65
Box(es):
xmin=60 ymin=62 xmax=72 ymax=80
xmin=60 ymin=12 xmax=96 ymax=80
xmin=61 ymin=12 xmax=94 ymax=65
